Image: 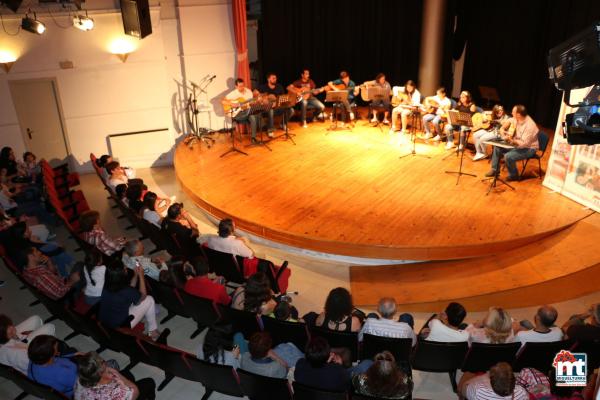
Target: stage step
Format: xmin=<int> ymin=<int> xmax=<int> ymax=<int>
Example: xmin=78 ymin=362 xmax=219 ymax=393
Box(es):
xmin=350 ymin=213 xmax=600 ymax=311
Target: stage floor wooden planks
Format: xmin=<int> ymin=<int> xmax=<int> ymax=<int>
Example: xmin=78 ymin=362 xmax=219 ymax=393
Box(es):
xmin=174 ymin=120 xmax=593 ymax=261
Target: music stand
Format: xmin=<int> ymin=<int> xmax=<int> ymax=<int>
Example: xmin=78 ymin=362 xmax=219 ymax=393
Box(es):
xmin=272 ymin=93 xmax=298 ymax=144
xmin=482 ymin=140 xmax=516 ymax=195
xmin=362 ymin=86 xmax=390 ymax=132
xmin=221 ymin=108 xmax=249 ymax=158
xmin=399 ymin=107 xmax=430 ymax=159
xmin=444 ymin=110 xmax=476 ymax=184
xmin=325 ymin=90 xmax=352 ymax=131
xmin=245 ymin=99 xmax=275 ymax=151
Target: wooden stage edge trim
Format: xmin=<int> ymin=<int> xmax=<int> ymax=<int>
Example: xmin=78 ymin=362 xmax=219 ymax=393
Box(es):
xmin=175 ymin=162 xmax=588 ymax=261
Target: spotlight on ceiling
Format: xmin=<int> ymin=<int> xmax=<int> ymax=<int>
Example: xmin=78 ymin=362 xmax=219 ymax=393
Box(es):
xmin=73 ymin=13 xmax=94 ymax=31
xmin=21 ymin=13 xmax=46 ymax=35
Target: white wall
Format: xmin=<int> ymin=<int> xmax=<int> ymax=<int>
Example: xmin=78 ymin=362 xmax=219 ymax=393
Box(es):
xmin=0 ymin=0 xmax=235 ymax=172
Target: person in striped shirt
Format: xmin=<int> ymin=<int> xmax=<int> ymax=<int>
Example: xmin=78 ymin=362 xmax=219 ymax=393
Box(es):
xmin=358 ymin=297 xmax=416 ymax=346
xmin=461 ymin=362 xmax=528 ymax=400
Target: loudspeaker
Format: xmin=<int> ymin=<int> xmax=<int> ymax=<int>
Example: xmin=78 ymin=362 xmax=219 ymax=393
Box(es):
xmin=2 ymin=0 xmax=23 ymax=13
xmin=120 ymin=0 xmax=152 ymax=39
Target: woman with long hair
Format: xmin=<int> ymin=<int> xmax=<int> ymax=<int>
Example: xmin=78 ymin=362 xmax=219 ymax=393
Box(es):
xmin=82 ymin=249 xmax=106 ymax=306
xmin=231 ymin=271 xmax=276 ymax=315
xmin=315 ymin=287 xmax=362 ymax=332
xmin=468 ymin=307 xmax=514 ymax=344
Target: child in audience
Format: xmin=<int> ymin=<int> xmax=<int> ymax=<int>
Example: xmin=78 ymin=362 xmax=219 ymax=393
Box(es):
xmin=27 ymin=335 xmax=79 ymax=398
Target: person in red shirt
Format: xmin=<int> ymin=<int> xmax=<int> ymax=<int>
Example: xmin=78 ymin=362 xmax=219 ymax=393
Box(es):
xmin=184 ymin=259 xmax=230 ymax=305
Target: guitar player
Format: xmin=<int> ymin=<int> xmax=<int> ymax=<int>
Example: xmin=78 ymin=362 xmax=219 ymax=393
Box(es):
xmin=254 ymin=73 xmax=293 ymax=137
xmin=287 ymin=69 xmax=326 ymax=128
xmin=327 ymin=70 xmax=360 ymax=124
xmin=421 ymin=87 xmax=452 ymax=140
xmin=472 ymin=104 xmax=509 ymax=161
xmin=485 ymin=104 xmax=539 ymax=182
xmin=223 ymin=78 xmax=259 ymax=143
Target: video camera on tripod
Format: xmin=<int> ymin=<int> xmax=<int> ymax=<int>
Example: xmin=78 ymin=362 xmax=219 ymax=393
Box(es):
xmin=548 ymin=21 xmax=600 ymax=145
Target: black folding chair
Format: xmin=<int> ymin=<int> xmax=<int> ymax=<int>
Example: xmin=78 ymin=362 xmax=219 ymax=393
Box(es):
xmin=202 ymin=246 xmax=245 ymax=284
xmin=360 ymin=334 xmax=413 ymax=363
xmin=179 ymin=290 xmax=223 ymax=338
xmin=236 ymin=369 xmax=293 ymax=400
xmin=292 ymin=381 xmax=349 ymax=400
xmin=461 ymin=342 xmax=521 ymax=372
xmin=513 ymin=340 xmax=574 ymax=373
xmin=411 ymin=339 xmax=468 ymax=393
xmin=184 ymin=355 xmax=245 ymax=400
xmin=261 ymin=316 xmax=310 ymax=350
xmin=310 ymin=326 xmax=359 ymax=362
xmin=571 ymin=339 xmax=600 ymax=373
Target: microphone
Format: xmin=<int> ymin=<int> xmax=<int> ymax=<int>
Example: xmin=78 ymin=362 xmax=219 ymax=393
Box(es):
xmin=190 ymin=81 xmax=199 ymax=88
xmin=208 ymin=74 xmax=217 ymax=81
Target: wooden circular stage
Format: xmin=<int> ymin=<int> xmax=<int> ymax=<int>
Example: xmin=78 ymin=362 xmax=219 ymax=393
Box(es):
xmin=174 ymin=120 xmax=592 ymax=261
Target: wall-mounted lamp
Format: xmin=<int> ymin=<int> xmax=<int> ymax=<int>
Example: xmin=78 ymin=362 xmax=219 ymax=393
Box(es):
xmin=73 ymin=12 xmax=94 ymax=31
xmin=0 ymin=51 xmax=17 ymax=73
xmin=109 ymin=38 xmax=136 ymax=63
xmin=21 ymin=12 xmax=46 ymax=35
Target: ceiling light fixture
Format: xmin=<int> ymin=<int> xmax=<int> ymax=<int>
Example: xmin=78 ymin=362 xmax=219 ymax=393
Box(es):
xmin=21 ymin=12 xmax=46 ymax=35
xmin=73 ymin=12 xmax=94 ymax=31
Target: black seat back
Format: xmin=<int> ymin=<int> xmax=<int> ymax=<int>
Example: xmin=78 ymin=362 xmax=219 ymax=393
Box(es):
xmin=360 ymin=334 xmax=413 ymax=363
xmin=310 ymin=326 xmax=359 ymax=362
xmin=179 ymin=290 xmax=222 ymax=327
xmin=184 ymin=355 xmax=244 ymax=397
xmin=411 ymin=339 xmax=468 ymax=372
xmin=236 ymin=369 xmax=293 ymax=400
xmin=261 ymin=316 xmax=310 ymax=350
xmin=572 ymin=340 xmax=600 ymax=372
xmin=147 ymin=279 xmax=192 ymax=319
xmin=203 ymin=246 xmax=245 ymax=284
xmin=513 ymin=340 xmax=574 ymax=373
xmin=219 ymin=305 xmax=262 ymax=338
xmin=292 ymin=381 xmax=348 ymax=400
xmin=461 ymin=342 xmax=521 ymax=372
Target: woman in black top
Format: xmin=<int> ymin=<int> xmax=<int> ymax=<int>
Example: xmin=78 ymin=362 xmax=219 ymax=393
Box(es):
xmin=444 ymin=90 xmax=478 ymax=150
xmin=315 ymin=287 xmax=362 ymax=332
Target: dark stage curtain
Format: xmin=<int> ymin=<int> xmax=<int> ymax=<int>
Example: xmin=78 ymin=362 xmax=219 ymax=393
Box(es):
xmin=258 ymin=0 xmax=423 ymax=96
xmin=457 ymin=0 xmax=600 ymax=128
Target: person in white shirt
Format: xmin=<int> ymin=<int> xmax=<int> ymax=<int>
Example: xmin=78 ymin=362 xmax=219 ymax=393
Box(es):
xmin=141 ymin=191 xmax=169 ymax=228
xmin=514 ymin=305 xmax=563 ymax=345
xmin=122 ymin=239 xmax=167 ymax=281
xmin=461 ymin=362 xmax=529 ymax=400
xmin=467 ymin=307 xmax=515 ymax=344
xmin=82 ymin=249 xmax=106 ymax=306
xmin=422 ymin=302 xmax=469 ymax=342
xmin=105 ymin=161 xmax=129 ymax=191
xmin=0 ymin=314 xmax=55 ymax=374
xmin=223 ymin=78 xmax=259 ymax=142
xmin=205 ymin=218 xmax=254 ymax=259
xmin=359 ymin=297 xmax=416 ymax=346
xmin=421 ymin=87 xmax=452 ymax=140
xmin=390 ymin=80 xmax=422 ymax=134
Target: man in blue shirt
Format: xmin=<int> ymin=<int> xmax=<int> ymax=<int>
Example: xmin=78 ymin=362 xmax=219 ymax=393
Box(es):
xmin=328 ymin=71 xmax=360 ymax=124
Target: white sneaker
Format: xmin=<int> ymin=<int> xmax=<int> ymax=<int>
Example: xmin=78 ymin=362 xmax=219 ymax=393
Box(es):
xmin=473 ymin=153 xmax=487 ymax=161
xmin=401 ymin=129 xmax=409 ymax=134
xmin=302 ymin=122 xmax=308 ymax=128
xmin=458 ymin=144 xmax=464 ymax=151
xmin=349 ymin=112 xmax=355 ymax=121
xmin=370 ymin=117 xmax=378 ymax=123
xmin=423 ymin=132 xmax=432 ymax=139
xmin=445 ymin=141 xmax=456 ymax=150
xmin=388 ymin=128 xmax=395 ymax=135
xmin=383 ymin=119 xmax=390 ymax=125
xmin=432 ymin=134 xmax=441 ymax=141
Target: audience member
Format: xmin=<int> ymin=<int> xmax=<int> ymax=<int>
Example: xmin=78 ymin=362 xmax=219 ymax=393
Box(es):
xmin=231 ymin=271 xmax=276 ymax=315
xmin=422 ymin=302 xmax=469 ymax=342
xmin=467 ymin=307 xmax=514 ymax=344
xmin=315 ymin=287 xmax=362 ymax=332
xmin=27 ymin=335 xmax=78 ymax=398
xmin=23 ymin=247 xmax=80 ymax=300
xmin=96 ymin=154 xmax=113 ymax=182
xmin=205 ymin=218 xmax=254 ymax=258
xmin=125 ymin=184 xmax=146 ymax=215
xmin=461 ymin=362 xmax=528 ymax=400
xmin=197 ymin=323 xmax=244 ymax=368
xmin=74 ymin=351 xmax=156 ymax=400
xmin=105 ymin=161 xmax=129 ymax=191
xmin=20 ymin=151 xmax=40 ymax=181
xmin=0 ymin=147 xmax=26 ymax=178
xmin=82 ymin=249 xmax=106 ymax=306
xmin=141 ymin=191 xmax=168 ymax=228
xmin=122 ymin=239 xmax=166 ymax=281
xmin=240 ymin=332 xmax=289 ymax=378
xmin=98 ymin=261 xmax=160 ymax=340
xmin=115 ymin=183 xmax=128 ymax=205
xmin=352 ymin=351 xmax=412 ymax=399
xmin=161 ymin=203 xmax=201 ymax=255
xmin=184 ymin=258 xmax=230 ymax=305
xmin=271 ymin=300 xmax=300 ymax=322
xmin=79 ymin=210 xmax=126 ymax=256
xmin=514 ymin=305 xmax=562 ymax=344
xmin=359 ymin=297 xmax=416 ymax=345
xmin=0 ymin=314 xmax=55 ymax=373
xmin=563 ymin=303 xmax=600 ymax=341
xmin=295 ymin=336 xmax=351 ymax=391
xmin=159 ymin=259 xmax=194 ymax=289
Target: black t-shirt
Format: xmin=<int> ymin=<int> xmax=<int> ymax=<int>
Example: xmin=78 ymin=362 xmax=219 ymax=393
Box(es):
xmin=294 ymin=358 xmax=351 ymax=392
xmin=256 ymin=83 xmax=285 ymax=96
xmin=162 ymin=219 xmax=198 ymax=250
xmin=0 ymin=159 xmax=18 ymax=176
xmin=98 ymin=287 xmax=141 ymax=328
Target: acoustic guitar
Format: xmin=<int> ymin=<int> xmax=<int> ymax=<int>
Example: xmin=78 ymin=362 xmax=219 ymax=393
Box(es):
xmin=222 ymin=97 xmax=254 ymax=113
xmin=391 ymin=92 xmax=409 ymax=107
xmin=471 ymin=112 xmax=492 ymax=131
xmin=292 ymin=85 xmax=326 ymax=100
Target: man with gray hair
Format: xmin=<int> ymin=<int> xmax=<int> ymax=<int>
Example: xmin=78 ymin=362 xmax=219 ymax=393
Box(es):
xmin=358 ymin=297 xmax=416 ymax=346
xmin=515 ymin=305 xmax=562 ymax=345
